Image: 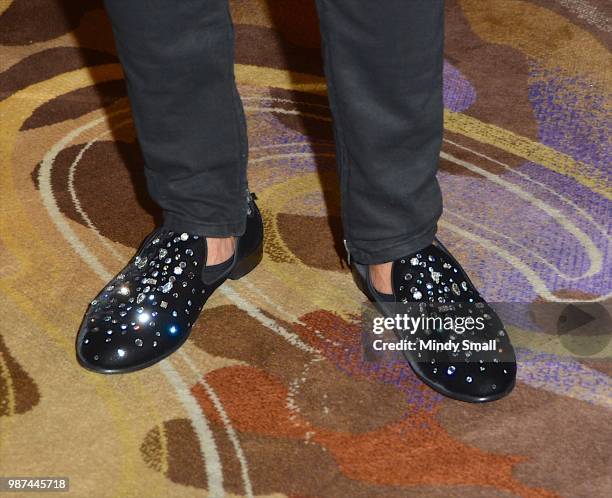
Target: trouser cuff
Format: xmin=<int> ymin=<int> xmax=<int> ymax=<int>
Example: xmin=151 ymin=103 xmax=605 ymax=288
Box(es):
xmin=162 ymin=213 xmax=246 ymax=238
xmin=347 ymin=223 xmax=438 ymax=265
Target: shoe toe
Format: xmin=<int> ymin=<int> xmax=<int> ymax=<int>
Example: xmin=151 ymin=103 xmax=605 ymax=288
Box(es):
xmin=77 ymin=319 xmax=148 ymax=373
xmin=76 ymin=307 xmax=190 ymax=373
xmin=442 ymin=361 xmax=516 ymax=402
xmin=77 ymin=336 xmax=136 ymax=373
xmin=417 ymin=342 xmax=517 ymax=402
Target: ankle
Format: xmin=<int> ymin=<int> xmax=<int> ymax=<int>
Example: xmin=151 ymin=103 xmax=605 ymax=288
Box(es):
xmin=369 ymin=262 xmax=393 ymax=295
xmin=206 ymin=237 xmax=235 ymax=266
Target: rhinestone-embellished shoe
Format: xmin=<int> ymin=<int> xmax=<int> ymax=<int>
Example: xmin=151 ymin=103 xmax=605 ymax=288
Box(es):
xmin=351 ymin=238 xmax=516 ymax=403
xmin=76 ymin=194 xmax=263 ymax=374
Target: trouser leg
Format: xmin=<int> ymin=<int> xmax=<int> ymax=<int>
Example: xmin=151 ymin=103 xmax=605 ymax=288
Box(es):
xmin=314 ymin=0 xmax=445 ymax=264
xmin=103 ymin=0 xmax=248 ymax=236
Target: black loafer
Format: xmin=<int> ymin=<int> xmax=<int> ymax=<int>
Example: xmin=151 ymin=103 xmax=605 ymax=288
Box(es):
xmin=350 ymin=238 xmax=516 ymax=403
xmin=76 ymin=193 xmax=263 ymax=374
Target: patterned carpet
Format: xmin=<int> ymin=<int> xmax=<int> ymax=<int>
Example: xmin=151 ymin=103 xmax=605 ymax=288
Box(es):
xmin=1 ymin=0 xmax=611 ymax=497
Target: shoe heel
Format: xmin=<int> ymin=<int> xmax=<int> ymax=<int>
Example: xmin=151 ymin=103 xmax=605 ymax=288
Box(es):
xmin=228 ymin=243 xmax=263 ymax=280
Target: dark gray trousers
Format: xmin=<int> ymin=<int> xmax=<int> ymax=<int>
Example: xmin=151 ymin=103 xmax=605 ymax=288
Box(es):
xmin=103 ymin=0 xmax=445 ymax=264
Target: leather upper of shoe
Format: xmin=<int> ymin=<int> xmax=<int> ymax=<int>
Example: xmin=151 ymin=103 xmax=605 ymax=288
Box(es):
xmin=356 ymin=240 xmax=516 ymax=402
xmin=77 ymin=195 xmax=263 ymax=373
xmin=78 ymin=229 xmax=210 ymax=372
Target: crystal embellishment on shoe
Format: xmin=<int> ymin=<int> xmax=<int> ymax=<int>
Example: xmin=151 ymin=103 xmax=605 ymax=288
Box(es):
xmin=350 ymin=238 xmax=517 ymax=403
xmin=76 ymin=194 xmax=263 ymax=374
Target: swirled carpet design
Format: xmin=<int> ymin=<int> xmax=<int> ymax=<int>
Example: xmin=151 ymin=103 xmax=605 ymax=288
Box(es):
xmin=0 ymin=1 xmax=611 ymax=497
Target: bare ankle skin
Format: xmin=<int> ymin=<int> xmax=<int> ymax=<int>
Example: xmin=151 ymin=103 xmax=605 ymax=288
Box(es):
xmin=369 ymin=262 xmax=393 ymax=294
xmin=206 ymin=237 xmax=235 ymax=266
